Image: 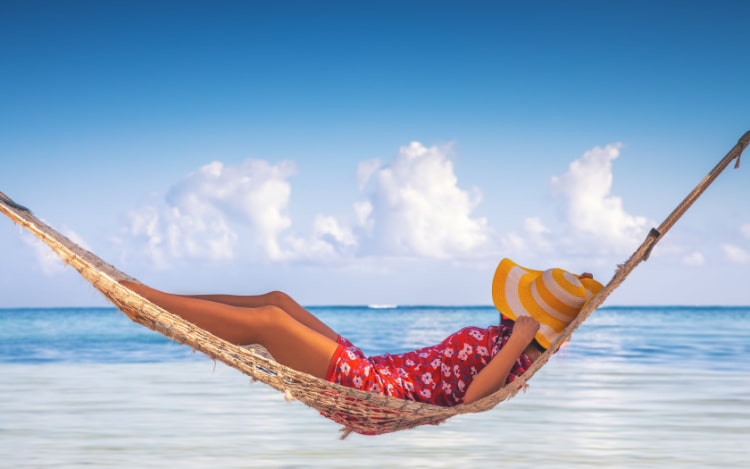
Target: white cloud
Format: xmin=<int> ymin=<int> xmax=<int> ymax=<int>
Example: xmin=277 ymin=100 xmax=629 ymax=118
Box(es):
xmin=357 ymin=159 xmax=382 ymax=190
xmin=263 ymin=141 xmax=491 ymax=261
xmin=355 ymin=141 xmax=489 ymax=258
xmin=21 ymin=227 xmax=90 ymax=275
xmin=282 ymin=214 xmax=360 ymax=261
xmin=498 ymin=216 xmax=555 ymax=258
xmin=496 ymin=143 xmax=652 ymax=265
xmin=353 ymin=201 xmax=373 ymax=231
xmin=682 ymin=251 xmax=705 ymax=266
xmin=524 ymin=216 xmax=553 ymax=251
xmin=719 ymin=224 xmax=750 ymax=265
xmin=500 ymin=231 xmax=526 ymax=253
xmin=312 ymin=215 xmax=358 ymax=248
xmin=551 ymin=143 xmax=650 ymax=255
xmin=723 ymin=244 xmax=750 ymax=264
xmin=125 ymin=159 xmax=295 ymax=267
xmin=524 ymin=216 xmax=549 ymax=236
xmin=121 ymin=144 xmax=490 ymax=268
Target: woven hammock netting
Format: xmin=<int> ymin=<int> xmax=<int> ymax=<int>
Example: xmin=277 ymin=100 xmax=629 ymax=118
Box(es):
xmin=1 ymin=131 xmax=746 ymax=437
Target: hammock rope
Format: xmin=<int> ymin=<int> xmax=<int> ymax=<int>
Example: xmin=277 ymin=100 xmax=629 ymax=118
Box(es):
xmin=1 ymin=130 xmax=747 ymax=437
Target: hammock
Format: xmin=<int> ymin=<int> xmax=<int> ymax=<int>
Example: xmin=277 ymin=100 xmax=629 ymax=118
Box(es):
xmin=1 ymin=131 xmax=747 ymax=437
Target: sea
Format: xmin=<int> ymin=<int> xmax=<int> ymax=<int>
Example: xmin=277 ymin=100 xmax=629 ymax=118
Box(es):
xmin=1 ymin=305 xmax=749 ymax=468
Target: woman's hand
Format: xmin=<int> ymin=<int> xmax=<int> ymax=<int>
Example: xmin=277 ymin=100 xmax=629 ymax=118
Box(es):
xmin=511 ymin=316 xmax=540 ymax=344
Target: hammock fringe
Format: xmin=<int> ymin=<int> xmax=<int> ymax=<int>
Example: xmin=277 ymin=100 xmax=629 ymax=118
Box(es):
xmin=0 ymin=131 xmax=746 ymax=436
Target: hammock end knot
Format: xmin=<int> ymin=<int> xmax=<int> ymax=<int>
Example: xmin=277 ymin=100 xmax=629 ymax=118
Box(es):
xmin=0 ymin=192 xmax=31 ymax=213
xmin=643 ymin=228 xmax=661 ymax=261
xmin=736 ymin=130 xmax=750 ymax=168
xmin=738 ymin=130 xmax=750 ymax=149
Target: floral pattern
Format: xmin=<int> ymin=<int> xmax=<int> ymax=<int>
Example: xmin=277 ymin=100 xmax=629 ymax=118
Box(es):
xmin=326 ymin=317 xmax=531 ymax=407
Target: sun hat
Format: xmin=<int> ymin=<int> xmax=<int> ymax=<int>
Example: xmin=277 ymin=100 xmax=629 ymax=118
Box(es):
xmin=492 ymin=258 xmax=604 ymax=350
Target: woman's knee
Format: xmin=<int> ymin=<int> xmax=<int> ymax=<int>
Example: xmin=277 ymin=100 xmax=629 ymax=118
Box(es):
xmin=253 ymin=304 xmax=286 ymax=323
xmin=251 ymin=304 xmax=299 ymax=340
xmin=263 ymin=290 xmax=293 ymax=308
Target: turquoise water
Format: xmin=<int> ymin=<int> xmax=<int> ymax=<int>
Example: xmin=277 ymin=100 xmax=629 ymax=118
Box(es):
xmin=1 ymin=306 xmax=749 ymax=467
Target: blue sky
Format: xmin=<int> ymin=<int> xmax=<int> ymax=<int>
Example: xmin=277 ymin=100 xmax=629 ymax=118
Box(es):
xmin=1 ymin=1 xmax=748 ymax=307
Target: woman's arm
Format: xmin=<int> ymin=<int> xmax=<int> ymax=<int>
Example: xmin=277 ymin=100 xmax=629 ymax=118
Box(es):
xmin=462 ymin=316 xmax=539 ymax=405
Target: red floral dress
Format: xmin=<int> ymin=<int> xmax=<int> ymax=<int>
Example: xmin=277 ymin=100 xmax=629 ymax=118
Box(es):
xmin=325 ymin=317 xmax=531 ymax=407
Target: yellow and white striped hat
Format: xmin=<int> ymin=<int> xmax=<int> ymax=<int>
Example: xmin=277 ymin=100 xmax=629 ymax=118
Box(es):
xmin=491 ymin=258 xmax=603 ymax=350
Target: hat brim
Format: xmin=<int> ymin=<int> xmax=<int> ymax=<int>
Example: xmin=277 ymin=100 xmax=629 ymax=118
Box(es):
xmin=492 ymin=258 xmax=603 ymax=350
xmin=492 ymin=259 xmax=556 ymax=349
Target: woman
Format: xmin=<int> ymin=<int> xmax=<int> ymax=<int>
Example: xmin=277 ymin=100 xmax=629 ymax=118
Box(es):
xmin=121 ymin=258 xmax=602 ymax=406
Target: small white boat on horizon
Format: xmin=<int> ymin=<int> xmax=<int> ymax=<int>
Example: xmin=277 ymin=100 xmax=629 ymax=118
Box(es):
xmin=367 ymin=304 xmax=398 ymax=309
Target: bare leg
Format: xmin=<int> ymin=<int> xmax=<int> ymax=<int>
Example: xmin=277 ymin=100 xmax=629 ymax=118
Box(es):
xmin=121 ymin=281 xmax=338 ymax=378
xmin=180 ymin=291 xmax=338 ymax=341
